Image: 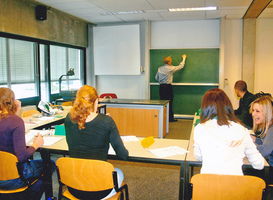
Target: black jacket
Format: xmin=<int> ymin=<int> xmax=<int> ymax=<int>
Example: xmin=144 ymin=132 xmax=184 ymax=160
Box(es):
xmin=234 ymin=91 xmax=256 ymax=129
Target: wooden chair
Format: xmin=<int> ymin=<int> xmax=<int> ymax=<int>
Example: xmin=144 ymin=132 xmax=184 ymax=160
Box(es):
xmin=22 ymin=110 xmax=40 ymax=118
xmin=0 ymin=151 xmax=41 ymax=198
xmin=56 ymin=157 xmax=129 ymax=200
xmin=190 ymin=173 xmax=266 ymax=200
xmin=61 ymin=101 xmax=73 ymax=106
xmin=100 ymin=93 xmax=118 ymax=99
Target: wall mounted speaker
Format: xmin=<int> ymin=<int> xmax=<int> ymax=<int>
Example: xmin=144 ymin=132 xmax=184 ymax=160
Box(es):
xmin=35 ymin=5 xmax=47 ymax=21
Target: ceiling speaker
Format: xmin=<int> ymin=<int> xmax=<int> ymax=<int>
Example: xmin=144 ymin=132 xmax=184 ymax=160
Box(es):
xmin=35 ymin=5 xmax=47 ymax=21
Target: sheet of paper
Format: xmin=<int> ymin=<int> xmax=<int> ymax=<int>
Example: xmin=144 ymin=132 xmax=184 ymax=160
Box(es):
xmin=149 ymin=146 xmax=189 ymax=158
xmin=42 ymin=136 xmax=63 ymax=146
xmin=29 ymin=136 xmax=63 ymax=146
xmin=25 ymin=130 xmax=52 ymax=144
xmin=121 ymin=135 xmax=139 ymax=142
xmin=108 ymin=144 xmax=115 ymax=155
xmin=28 ymin=130 xmax=53 ymax=136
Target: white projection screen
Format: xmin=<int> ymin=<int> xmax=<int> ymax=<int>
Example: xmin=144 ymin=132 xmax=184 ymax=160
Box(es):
xmin=93 ymin=24 xmax=141 ymax=75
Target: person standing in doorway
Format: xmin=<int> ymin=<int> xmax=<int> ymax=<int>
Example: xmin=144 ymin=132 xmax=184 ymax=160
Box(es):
xmin=155 ymin=54 xmax=187 ymax=122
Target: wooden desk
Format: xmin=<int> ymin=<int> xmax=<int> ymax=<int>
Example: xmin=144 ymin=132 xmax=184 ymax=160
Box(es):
xmin=31 ymin=136 xmax=188 ymax=200
xmin=99 ymin=99 xmax=169 ymax=138
xmin=183 ymin=114 xmax=270 ymax=200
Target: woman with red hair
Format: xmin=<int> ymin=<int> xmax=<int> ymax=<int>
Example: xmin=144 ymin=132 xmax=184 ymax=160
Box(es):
xmin=65 ymin=85 xmax=128 ymax=199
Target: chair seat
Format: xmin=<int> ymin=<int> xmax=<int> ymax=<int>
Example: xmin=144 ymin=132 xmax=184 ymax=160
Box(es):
xmin=63 ymin=189 xmax=122 ymax=200
xmin=0 ymin=186 xmax=28 ymax=194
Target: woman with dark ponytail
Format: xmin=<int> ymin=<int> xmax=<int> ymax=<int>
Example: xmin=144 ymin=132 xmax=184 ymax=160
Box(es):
xmin=64 ymin=85 xmax=128 ymax=199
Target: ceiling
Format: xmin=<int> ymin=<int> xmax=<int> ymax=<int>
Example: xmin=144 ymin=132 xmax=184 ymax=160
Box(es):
xmin=35 ymin=0 xmax=273 ymax=24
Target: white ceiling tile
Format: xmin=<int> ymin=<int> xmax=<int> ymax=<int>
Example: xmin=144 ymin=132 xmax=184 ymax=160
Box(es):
xmin=35 ymin=0 xmax=273 ymax=24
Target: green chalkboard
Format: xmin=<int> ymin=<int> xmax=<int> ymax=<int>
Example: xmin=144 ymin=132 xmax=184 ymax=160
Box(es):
xmin=150 ymin=48 xmax=219 ymax=115
xmin=150 ymin=49 xmax=219 ymax=83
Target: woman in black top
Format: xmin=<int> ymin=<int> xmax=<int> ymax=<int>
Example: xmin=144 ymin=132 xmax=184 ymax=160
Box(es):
xmin=65 ymin=85 xmax=128 ymax=199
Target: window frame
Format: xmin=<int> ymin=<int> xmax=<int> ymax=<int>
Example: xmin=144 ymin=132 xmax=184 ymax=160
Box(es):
xmin=0 ymin=32 xmax=86 ymax=106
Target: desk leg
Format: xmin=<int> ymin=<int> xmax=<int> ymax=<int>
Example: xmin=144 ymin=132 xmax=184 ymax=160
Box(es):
xmin=179 ymin=161 xmax=185 ymax=200
xmin=183 ymin=162 xmax=190 ymax=200
xmin=40 ymin=149 xmax=53 ymax=200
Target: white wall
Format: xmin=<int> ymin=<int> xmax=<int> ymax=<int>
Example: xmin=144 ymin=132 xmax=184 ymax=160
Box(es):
xmin=221 ymin=19 xmax=243 ymax=109
xmin=151 ymin=20 xmax=220 ymax=49
xmin=255 ymin=19 xmax=273 ymax=95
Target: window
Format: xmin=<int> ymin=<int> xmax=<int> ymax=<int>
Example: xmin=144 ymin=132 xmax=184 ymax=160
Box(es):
xmin=0 ymin=37 xmax=38 ymax=99
xmin=50 ymin=45 xmax=84 ymax=94
xmin=0 ymin=35 xmax=85 ymax=103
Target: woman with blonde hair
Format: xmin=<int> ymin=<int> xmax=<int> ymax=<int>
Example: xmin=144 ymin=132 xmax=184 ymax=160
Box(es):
xmin=64 ymin=85 xmax=128 ymax=199
xmin=250 ymin=96 xmax=273 ymax=167
xmin=0 ymin=87 xmax=55 ymax=199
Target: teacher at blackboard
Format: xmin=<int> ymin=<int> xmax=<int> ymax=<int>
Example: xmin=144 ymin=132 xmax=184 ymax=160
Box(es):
xmin=155 ymin=54 xmax=187 ymax=122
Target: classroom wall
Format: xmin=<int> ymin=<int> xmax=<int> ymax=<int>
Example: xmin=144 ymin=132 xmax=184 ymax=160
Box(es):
xmin=255 ymin=19 xmax=273 ymax=95
xmin=0 ymin=0 xmax=88 ymax=47
xmin=221 ymin=19 xmax=243 ymax=109
xmin=93 ymin=20 xmax=221 ymax=100
xmin=151 ymin=20 xmax=220 ymax=49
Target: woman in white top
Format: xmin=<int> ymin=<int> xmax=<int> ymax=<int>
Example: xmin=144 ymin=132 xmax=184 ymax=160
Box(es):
xmin=194 ymin=88 xmax=264 ymax=175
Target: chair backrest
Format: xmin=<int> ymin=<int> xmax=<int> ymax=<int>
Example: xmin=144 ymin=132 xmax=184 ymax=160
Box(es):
xmin=190 ymin=174 xmax=266 ymax=200
xmin=0 ymin=151 xmax=20 ymax=181
xmin=22 ymin=110 xmax=40 ymax=118
xmin=100 ymin=93 xmax=118 ymax=99
xmin=61 ymin=101 xmax=73 ymax=106
xmin=56 ymin=157 xmax=115 ymax=191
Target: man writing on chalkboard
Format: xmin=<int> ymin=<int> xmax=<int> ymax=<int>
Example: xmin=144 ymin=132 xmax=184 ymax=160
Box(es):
xmin=155 ymin=54 xmax=187 ymax=122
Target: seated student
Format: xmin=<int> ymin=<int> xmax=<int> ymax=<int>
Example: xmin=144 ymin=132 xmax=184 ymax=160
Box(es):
xmin=250 ymin=96 xmax=273 ymax=182
xmin=234 ymin=80 xmax=256 ymax=129
xmin=194 ymin=88 xmax=264 ymax=175
xmin=0 ymin=87 xmax=56 ymax=199
xmin=64 ymin=85 xmax=129 ymax=199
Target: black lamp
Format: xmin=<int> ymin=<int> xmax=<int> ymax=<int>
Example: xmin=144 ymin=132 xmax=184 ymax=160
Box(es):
xmin=58 ymin=68 xmax=75 ymax=95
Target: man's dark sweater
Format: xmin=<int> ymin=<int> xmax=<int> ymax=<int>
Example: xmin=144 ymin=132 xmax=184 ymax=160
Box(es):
xmin=234 ymin=91 xmax=256 ymax=129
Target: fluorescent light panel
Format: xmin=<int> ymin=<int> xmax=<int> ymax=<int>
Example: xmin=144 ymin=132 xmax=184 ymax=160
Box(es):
xmin=169 ymin=6 xmax=217 ymax=12
xmin=101 ymin=10 xmax=144 ymax=15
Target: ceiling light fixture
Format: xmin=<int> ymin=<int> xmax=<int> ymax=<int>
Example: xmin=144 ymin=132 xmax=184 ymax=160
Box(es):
xmin=169 ymin=6 xmax=217 ymax=12
xmin=101 ymin=10 xmax=145 ymax=15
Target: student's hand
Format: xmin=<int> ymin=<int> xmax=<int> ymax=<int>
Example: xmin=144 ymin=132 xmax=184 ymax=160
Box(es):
xmin=32 ymin=133 xmax=44 ymax=150
xmin=106 ymin=113 xmax=111 ymax=116
xmin=182 ymin=54 xmax=187 ymax=59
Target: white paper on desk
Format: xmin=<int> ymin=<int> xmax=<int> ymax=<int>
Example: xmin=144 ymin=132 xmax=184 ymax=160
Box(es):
xmin=40 ymin=116 xmax=55 ymax=121
xmin=121 ymin=136 xmax=139 ymax=142
xmin=29 ymin=130 xmax=53 ymax=136
xmin=29 ymin=136 xmax=63 ymax=146
xmin=25 ymin=130 xmax=52 ymax=144
xmin=108 ymin=144 xmax=116 ymax=155
xmin=149 ymin=146 xmax=189 ymax=158
xmin=42 ymin=136 xmax=63 ymax=146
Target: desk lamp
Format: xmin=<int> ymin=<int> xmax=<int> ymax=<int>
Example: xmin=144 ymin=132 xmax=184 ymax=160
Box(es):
xmin=58 ymin=68 xmax=75 ymax=95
